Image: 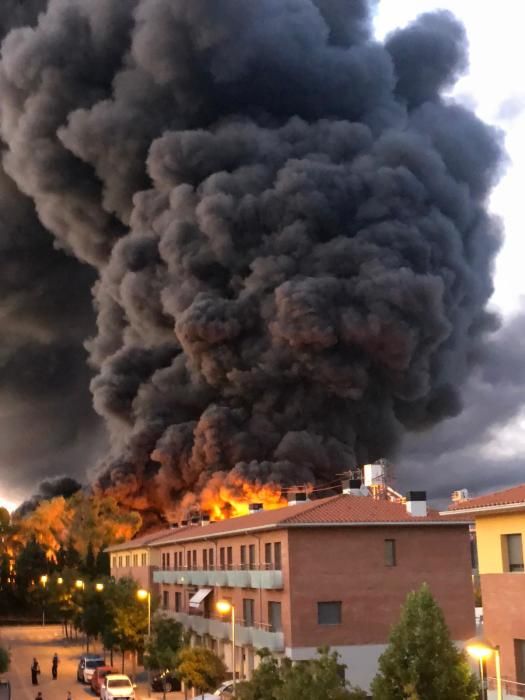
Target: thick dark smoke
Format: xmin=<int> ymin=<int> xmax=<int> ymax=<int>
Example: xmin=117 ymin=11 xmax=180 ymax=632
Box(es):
xmin=14 ymin=476 xmax=82 ymax=517
xmin=0 ymin=1 xmax=509 ymax=513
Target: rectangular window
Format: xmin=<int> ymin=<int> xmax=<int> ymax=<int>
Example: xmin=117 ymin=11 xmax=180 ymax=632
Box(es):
xmin=125 ymin=555 xmax=130 ymax=567
xmin=227 ymin=546 xmax=233 ymax=570
xmin=192 ymin=550 xmax=197 ymax=569
xmin=209 ymin=548 xmax=215 ymax=570
xmin=220 ymin=547 xmax=226 ymax=570
xmin=162 ymin=591 xmax=169 ymax=609
xmin=112 ymin=556 xmax=116 ymax=569
xmin=175 ymin=591 xmax=182 ymax=613
xmin=274 ymin=542 xmax=282 ymax=570
xmin=317 ymin=601 xmax=342 ymax=625
xmin=132 ymin=554 xmax=138 ymax=567
xmin=249 ymin=544 xmax=256 ymax=570
xmin=240 ymin=545 xmax=247 ymax=569
xmin=503 ymin=534 xmax=524 ymax=572
xmin=166 ymin=552 xmax=171 ymax=569
xmin=187 ymin=551 xmax=191 ymax=570
xmin=268 ymin=602 xmax=282 ymax=632
xmin=515 ymin=639 xmax=525 ymax=684
xmin=264 ymin=543 xmax=272 ymax=569
xmin=118 ymin=556 xmax=122 ymax=567
xmin=141 ymin=553 xmax=147 ymax=566
xmin=179 ymin=551 xmax=183 ymax=569
xmin=162 ymin=553 xmax=166 ymax=570
xmin=243 ymin=598 xmax=255 ymax=627
xmin=203 ymin=549 xmax=208 ymax=570
xmin=385 ymin=539 xmax=396 ymax=567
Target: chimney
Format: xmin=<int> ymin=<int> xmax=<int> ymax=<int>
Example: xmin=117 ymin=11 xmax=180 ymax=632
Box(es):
xmin=342 ymin=479 xmax=363 ymax=496
xmin=201 ymin=514 xmax=211 ymax=526
xmin=406 ymin=491 xmax=427 ymax=517
xmin=248 ymin=503 xmax=263 ymax=513
xmin=287 ymin=492 xmax=309 ymax=506
xmin=191 ymin=515 xmax=200 ymax=525
xmin=451 ymin=489 xmax=469 ymax=503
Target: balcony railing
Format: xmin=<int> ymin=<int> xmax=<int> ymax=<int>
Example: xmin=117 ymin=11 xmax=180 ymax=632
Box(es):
xmin=487 ymin=677 xmax=525 ymax=699
xmin=165 ymin=611 xmax=285 ymax=651
xmin=153 ymin=567 xmax=283 ymax=590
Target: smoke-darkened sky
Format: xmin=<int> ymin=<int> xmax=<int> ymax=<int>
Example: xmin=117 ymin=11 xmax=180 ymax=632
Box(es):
xmin=0 ymin=0 xmax=523 ymax=512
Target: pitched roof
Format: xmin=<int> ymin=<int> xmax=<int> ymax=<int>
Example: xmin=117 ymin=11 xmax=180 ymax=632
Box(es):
xmin=105 ymin=526 xmax=177 ymax=552
xmin=112 ymin=494 xmax=470 ymax=551
xmin=445 ymin=484 xmax=525 ymax=515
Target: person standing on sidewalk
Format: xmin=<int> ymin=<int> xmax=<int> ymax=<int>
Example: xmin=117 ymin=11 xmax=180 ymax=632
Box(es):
xmin=51 ymin=653 xmax=59 ymax=680
xmin=31 ymin=658 xmax=40 ymax=685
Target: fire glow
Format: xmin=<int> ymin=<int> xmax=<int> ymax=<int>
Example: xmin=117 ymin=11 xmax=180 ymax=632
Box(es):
xmin=199 ymin=478 xmax=287 ymax=521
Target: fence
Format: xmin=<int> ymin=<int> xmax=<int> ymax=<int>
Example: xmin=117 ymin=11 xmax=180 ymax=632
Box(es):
xmin=488 ymin=676 xmax=525 ymax=698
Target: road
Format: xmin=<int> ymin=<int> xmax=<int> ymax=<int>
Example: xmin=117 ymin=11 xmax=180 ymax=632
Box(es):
xmin=0 ymin=625 xmax=183 ymax=700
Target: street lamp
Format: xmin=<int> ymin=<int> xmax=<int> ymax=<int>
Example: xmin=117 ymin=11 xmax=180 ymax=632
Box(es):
xmin=137 ymin=589 xmax=151 ymax=697
xmin=75 ymin=579 xmax=85 ymax=590
xmin=216 ymin=599 xmax=236 ymax=697
xmin=95 ymin=582 xmax=104 ymax=592
xmin=40 ymin=575 xmax=48 ymax=627
xmin=466 ymin=638 xmax=502 ymax=700
xmin=57 ymin=577 xmax=63 ymax=585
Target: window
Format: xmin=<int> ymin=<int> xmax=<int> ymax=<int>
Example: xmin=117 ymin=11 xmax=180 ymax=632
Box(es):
xmin=240 ymin=545 xmax=247 ymax=569
xmin=243 ymin=598 xmax=255 ymax=627
xmin=132 ymin=554 xmax=138 ymax=567
xmin=274 ymin=542 xmax=282 ymax=570
xmin=125 ymin=555 xmax=130 ymax=567
xmin=203 ymin=549 xmax=208 ymax=570
xmin=118 ymin=556 xmax=122 ymax=567
xmin=141 ymin=553 xmax=147 ymax=566
xmin=265 ymin=543 xmax=272 ymax=569
xmin=187 ymin=551 xmax=191 ymax=570
xmin=220 ymin=547 xmax=226 ymax=570
xmin=192 ymin=550 xmax=197 ymax=569
xmin=503 ymin=534 xmax=524 ymax=572
xmin=249 ymin=544 xmax=256 ymax=570
xmin=268 ymin=602 xmax=282 ymax=632
xmin=318 ymin=602 xmax=342 ymax=625
xmin=178 ymin=551 xmax=183 ymax=569
xmin=209 ymin=548 xmax=215 ymax=570
xmin=162 ymin=553 xmax=166 ymax=570
xmin=385 ymin=539 xmax=396 ymax=567
xmin=112 ymin=556 xmax=116 ymax=569
xmin=227 ymin=546 xmax=233 ymax=570
xmin=162 ymin=591 xmax=169 ymax=609
xmin=175 ymin=592 xmax=182 ymax=613
xmin=166 ymin=552 xmax=171 ymax=569
xmin=515 ymin=639 xmax=525 ymax=684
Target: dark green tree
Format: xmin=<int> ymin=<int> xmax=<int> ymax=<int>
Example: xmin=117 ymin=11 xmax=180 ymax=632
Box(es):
xmin=0 ymin=645 xmax=10 ymax=673
xmin=64 ymin=538 xmax=81 ymax=569
xmin=84 ymin=542 xmax=96 ymax=577
xmin=15 ymin=537 xmax=47 ymax=594
xmin=235 ymin=650 xmax=282 ymax=700
xmin=176 ymin=647 xmax=227 ymax=695
xmin=371 ymin=584 xmax=479 ymax=700
xmin=145 ymin=617 xmax=184 ymax=697
xmin=103 ymin=578 xmax=149 ymax=672
xmin=95 ymin=548 xmax=110 ymax=576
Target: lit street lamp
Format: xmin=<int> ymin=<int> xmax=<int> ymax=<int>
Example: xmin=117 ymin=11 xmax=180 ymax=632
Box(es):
xmin=466 ymin=638 xmax=502 ymax=700
xmin=95 ymin=582 xmax=104 ymax=592
xmin=75 ymin=579 xmax=85 ymax=590
xmin=39 ymin=575 xmax=48 ymax=626
xmin=137 ymin=589 xmax=151 ymax=697
xmin=216 ymin=599 xmax=236 ymax=697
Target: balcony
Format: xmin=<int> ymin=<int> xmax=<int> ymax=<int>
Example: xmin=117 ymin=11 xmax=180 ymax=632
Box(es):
xmin=165 ymin=611 xmax=284 ymax=652
xmin=153 ymin=568 xmax=283 ymax=590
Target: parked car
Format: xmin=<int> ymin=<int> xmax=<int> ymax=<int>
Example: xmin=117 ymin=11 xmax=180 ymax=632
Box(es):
xmin=100 ymin=674 xmax=136 ymax=700
xmin=150 ymin=670 xmax=181 ymax=692
xmin=214 ymin=681 xmax=234 ymax=698
xmin=91 ymin=666 xmax=117 ymax=696
xmin=77 ymin=654 xmax=105 ymax=683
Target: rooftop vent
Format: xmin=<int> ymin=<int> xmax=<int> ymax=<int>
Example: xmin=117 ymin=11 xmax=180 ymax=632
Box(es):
xmin=201 ymin=514 xmax=211 ymax=526
xmin=191 ymin=515 xmax=200 ymax=525
xmin=180 ymin=519 xmax=188 ymax=527
xmin=287 ymin=492 xmax=309 ymax=506
xmin=405 ymin=491 xmax=427 ymax=517
xmin=248 ymin=503 xmax=263 ymax=513
xmin=342 ymin=479 xmax=364 ymax=496
xmin=452 ymin=489 xmax=469 ymax=503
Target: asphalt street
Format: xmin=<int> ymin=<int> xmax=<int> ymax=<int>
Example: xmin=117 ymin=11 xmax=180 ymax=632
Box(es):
xmin=0 ymin=625 xmax=183 ymax=700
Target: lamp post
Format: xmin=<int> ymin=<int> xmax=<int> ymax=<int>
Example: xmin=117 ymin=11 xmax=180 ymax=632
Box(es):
xmin=466 ymin=638 xmax=502 ymax=700
xmin=39 ymin=575 xmax=48 ymax=626
xmin=216 ymin=599 xmax=236 ymax=697
xmin=137 ymin=589 xmax=151 ymax=697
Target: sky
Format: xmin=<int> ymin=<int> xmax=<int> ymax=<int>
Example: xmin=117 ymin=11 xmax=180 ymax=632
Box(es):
xmin=376 ymin=1 xmax=525 ymax=500
xmin=0 ymin=1 xmax=524 ymax=511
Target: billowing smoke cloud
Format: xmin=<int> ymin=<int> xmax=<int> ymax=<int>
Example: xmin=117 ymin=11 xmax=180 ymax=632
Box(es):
xmin=14 ymin=476 xmax=82 ymax=517
xmin=0 ymin=1 xmax=509 ymax=513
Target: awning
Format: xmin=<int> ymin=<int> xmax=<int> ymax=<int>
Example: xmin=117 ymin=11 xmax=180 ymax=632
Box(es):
xmin=189 ymin=588 xmax=212 ymax=608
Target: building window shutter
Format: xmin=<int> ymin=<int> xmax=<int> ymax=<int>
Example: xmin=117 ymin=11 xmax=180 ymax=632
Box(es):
xmin=317 ymin=601 xmax=342 ymax=625
xmin=384 ymin=539 xmax=396 ymax=567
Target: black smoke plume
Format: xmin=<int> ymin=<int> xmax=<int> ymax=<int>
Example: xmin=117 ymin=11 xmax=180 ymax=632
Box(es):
xmin=0 ymin=1 xmax=506 ymax=513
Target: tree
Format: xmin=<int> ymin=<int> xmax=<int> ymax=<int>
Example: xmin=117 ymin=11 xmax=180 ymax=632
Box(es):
xmin=145 ymin=617 xmax=184 ymax=697
xmin=176 ymin=647 xmax=227 ymax=695
xmin=236 ymin=648 xmax=367 ymax=700
xmin=15 ymin=537 xmax=47 ymax=595
xmin=103 ymin=578 xmax=149 ymax=672
xmin=83 ymin=542 xmax=96 ymax=577
xmin=96 ymin=548 xmax=110 ymax=576
xmin=371 ymin=584 xmax=479 ymax=700
xmin=0 ymin=645 xmax=10 ymax=673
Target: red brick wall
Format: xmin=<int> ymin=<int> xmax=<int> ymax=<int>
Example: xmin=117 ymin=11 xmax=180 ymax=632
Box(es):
xmin=287 ymin=525 xmax=475 ymax=647
xmin=481 ymin=574 xmax=525 ymax=682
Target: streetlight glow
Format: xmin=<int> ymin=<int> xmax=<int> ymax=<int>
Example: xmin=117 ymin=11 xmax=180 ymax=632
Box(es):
xmin=57 ymin=577 xmax=63 ymax=585
xmin=75 ymin=579 xmax=84 ymax=589
xmin=466 ymin=638 xmax=502 ymax=700
xmin=137 ymin=588 xmax=149 ymax=601
xmin=40 ymin=575 xmax=48 ymax=586
xmin=95 ymin=582 xmax=104 ymax=592
xmin=216 ymin=600 xmax=232 ymax=615
xmin=466 ymin=644 xmax=493 ymax=660
xmin=216 ymin=599 xmax=236 ymax=695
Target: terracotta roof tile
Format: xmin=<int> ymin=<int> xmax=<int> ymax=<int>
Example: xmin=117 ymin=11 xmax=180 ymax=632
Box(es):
xmin=447 ymin=484 xmax=525 ymax=512
xmin=106 ymin=526 xmax=177 ymax=552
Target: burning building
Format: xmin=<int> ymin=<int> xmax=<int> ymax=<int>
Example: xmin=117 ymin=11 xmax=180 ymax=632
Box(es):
xmin=0 ymin=1 xmax=504 ymax=517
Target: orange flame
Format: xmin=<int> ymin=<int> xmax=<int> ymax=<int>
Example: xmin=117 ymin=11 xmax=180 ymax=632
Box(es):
xmin=199 ymin=476 xmax=287 ymax=521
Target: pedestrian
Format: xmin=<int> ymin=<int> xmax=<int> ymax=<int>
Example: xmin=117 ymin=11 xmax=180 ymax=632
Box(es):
xmin=66 ymin=692 xmax=72 ymax=700
xmin=51 ymin=652 xmax=59 ymax=680
xmin=35 ymin=692 xmax=43 ymax=700
xmin=31 ymin=658 xmax=40 ymax=685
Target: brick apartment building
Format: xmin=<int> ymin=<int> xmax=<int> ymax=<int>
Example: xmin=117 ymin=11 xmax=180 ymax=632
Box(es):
xmin=446 ymin=484 xmax=525 ymax=693
xmin=109 ymin=489 xmax=475 ymax=691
